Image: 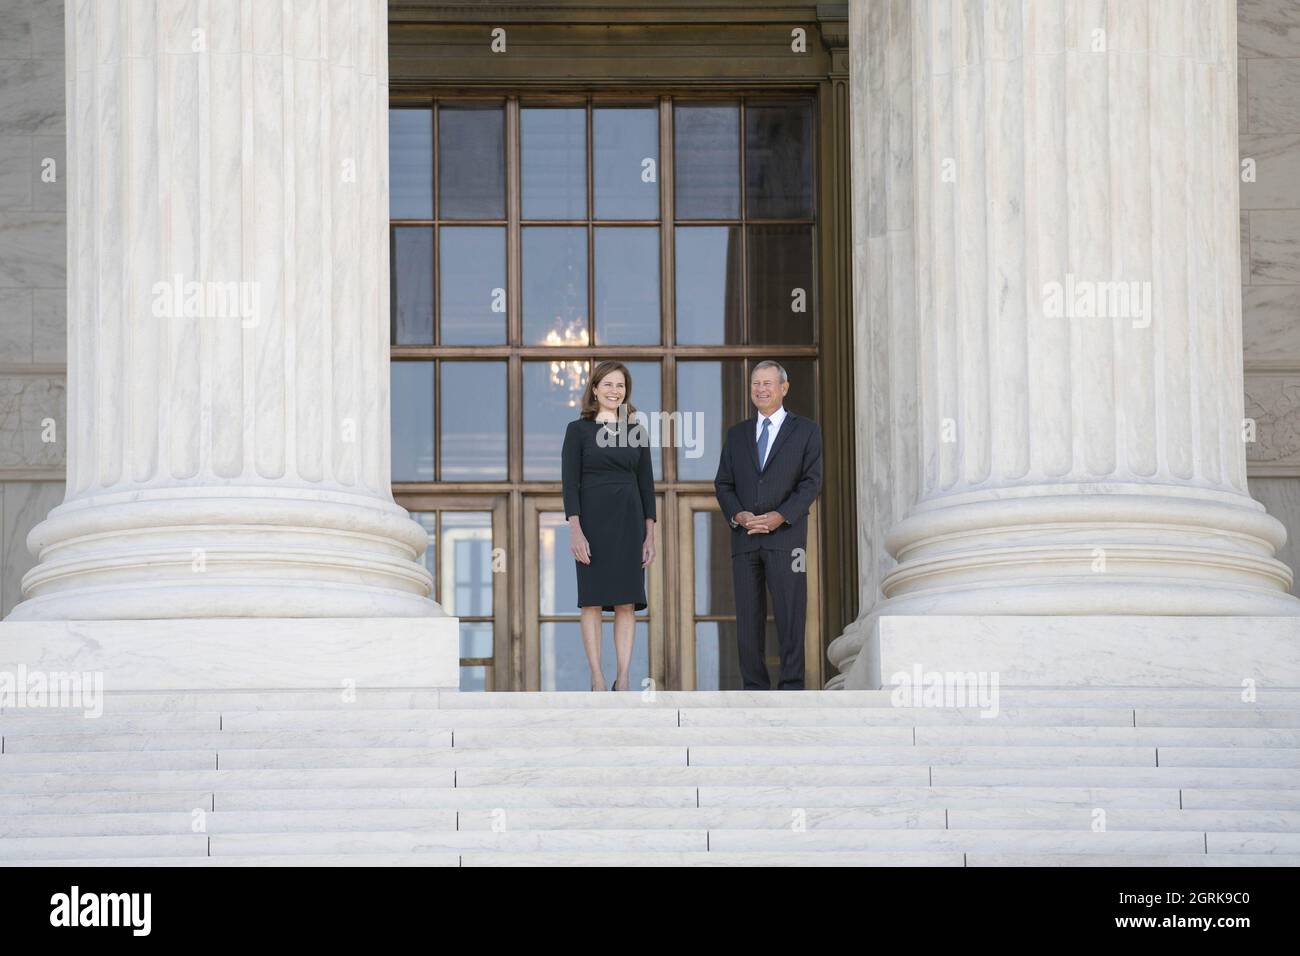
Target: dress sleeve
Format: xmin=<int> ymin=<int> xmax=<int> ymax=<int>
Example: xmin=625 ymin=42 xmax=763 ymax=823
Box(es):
xmin=636 ymin=430 xmax=656 ymax=522
xmin=562 ymin=421 xmax=582 ymax=519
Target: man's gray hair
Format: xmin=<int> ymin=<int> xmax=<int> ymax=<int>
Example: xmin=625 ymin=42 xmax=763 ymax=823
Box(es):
xmin=751 ymin=360 xmax=788 ymax=384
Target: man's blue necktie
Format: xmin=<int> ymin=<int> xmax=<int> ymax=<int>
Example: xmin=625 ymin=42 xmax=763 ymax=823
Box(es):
xmin=757 ymin=417 xmax=771 ymax=470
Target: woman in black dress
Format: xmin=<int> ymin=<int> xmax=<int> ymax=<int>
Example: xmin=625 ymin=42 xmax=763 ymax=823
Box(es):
xmin=561 ymin=361 xmax=656 ymax=692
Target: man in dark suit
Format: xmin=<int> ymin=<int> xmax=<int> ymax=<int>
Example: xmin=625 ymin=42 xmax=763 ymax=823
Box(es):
xmin=714 ymin=361 xmax=823 ymax=690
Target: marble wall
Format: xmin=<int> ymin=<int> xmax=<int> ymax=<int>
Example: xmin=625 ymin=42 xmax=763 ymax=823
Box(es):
xmin=1241 ymin=0 xmax=1300 ymax=592
xmin=0 ymin=0 xmax=64 ymax=616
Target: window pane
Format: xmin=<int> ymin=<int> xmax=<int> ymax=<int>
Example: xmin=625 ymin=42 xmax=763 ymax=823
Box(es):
xmin=522 ymin=107 xmax=587 ymax=220
xmin=440 ymin=511 xmax=493 ymax=616
xmin=541 ymin=620 xmax=649 ymax=691
xmin=391 ymin=361 xmax=434 ymax=481
xmin=695 ymin=621 xmax=779 ymax=691
xmin=389 ymin=108 xmax=432 ymax=219
xmin=594 ymin=227 xmax=659 ymax=345
xmin=523 ymin=226 xmax=588 ymax=346
xmin=747 ymin=224 xmax=814 ymax=344
xmin=623 ymin=361 xmax=662 ymax=480
xmin=674 ymin=105 xmax=739 ymax=220
xmin=524 ymin=359 xmax=588 ymax=480
xmin=594 ymin=107 xmax=659 ymax=220
xmin=674 ymin=226 xmax=742 ymax=345
xmin=745 ymin=102 xmax=814 ymax=219
xmin=538 ymin=511 xmax=578 ymax=615
xmin=440 ymin=226 xmax=506 ymax=345
xmin=439 ymin=362 xmax=507 ymax=481
xmin=439 ymin=106 xmax=505 ymax=219
xmin=460 ymin=666 xmax=488 ymax=691
xmin=676 ymin=359 xmax=745 ymax=481
xmin=460 ymin=622 xmax=493 ymax=659
xmin=693 ymin=510 xmax=736 ymax=616
xmin=392 ymin=227 xmax=433 ymax=345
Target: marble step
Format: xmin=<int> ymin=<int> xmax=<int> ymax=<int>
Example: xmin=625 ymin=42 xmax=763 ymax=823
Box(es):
xmin=0 ymin=809 xmax=457 ymax=837
xmin=1134 ymin=709 xmax=1300 ymax=727
xmin=19 ymin=742 xmax=1290 ymax=772
xmin=964 ymin=853 xmax=1300 ymax=867
xmin=0 ymin=806 xmax=958 ymax=836
xmin=0 ymin=853 xmax=461 ymax=866
xmin=0 ymin=690 xmax=892 ymax=714
xmin=463 ymin=851 xmax=1300 ymax=867
xmin=1 ymin=746 xmax=690 ymax=771
xmin=7 ymin=727 xmax=1299 ymax=757
xmin=0 ymin=851 xmax=956 ymax=866
xmin=11 ymin=764 xmax=1292 ymax=799
xmin=945 ymin=808 xmax=1300 ymax=831
xmin=3 ymin=730 xmax=456 ymax=752
xmin=2 ymin=690 xmax=443 ymax=714
xmin=0 ymin=834 xmax=208 ymax=860
xmin=4 ymin=784 xmax=1297 ymax=816
xmin=457 ymin=764 xmax=1300 ymax=788
xmin=687 ymin=745 xmax=1155 ymax=767
xmin=0 ymin=709 xmax=677 ymax=733
xmin=0 ymin=791 xmax=219 ymax=815
xmin=9 ymin=688 xmax=1300 ymax=716
xmin=4 ymin=784 xmax=1248 ymax=815
xmin=1158 ymin=788 xmax=1300 ymax=810
xmin=452 ymin=726 xmax=1300 ymax=747
xmin=0 ymin=767 xmax=458 ymax=793
xmin=5 ymin=851 xmax=1298 ymax=867
xmin=236 ymin=706 xmax=1142 ymax=729
xmin=0 ymin=786 xmax=698 ymax=814
xmin=1206 ymin=831 xmax=1300 ymax=853
xmin=0 ymin=806 xmax=1052 ymax=839
xmin=7 ymin=707 xmax=1300 ymax=736
xmin=678 ymin=707 xmax=1300 ymax=728
xmin=8 ymin=708 xmax=1300 ymax=738
xmin=12 ymin=806 xmax=1295 ymax=839
xmin=697 ymin=785 xmax=1300 ymax=810
xmin=5 ymin=827 xmax=1282 ymax=858
xmin=930 ymin=765 xmax=1300 ymax=787
xmin=0 ymin=829 xmax=705 ymax=859
xmin=465 ymin=807 xmax=1300 ymax=832
xmin=438 ymin=690 xmax=1300 ymax=710
xmin=0 ymin=713 xmax=225 ymax=734
xmin=701 ymin=829 xmax=1211 ymax=853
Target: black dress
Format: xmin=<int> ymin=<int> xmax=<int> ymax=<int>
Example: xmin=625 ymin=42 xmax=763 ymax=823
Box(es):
xmin=561 ymin=417 xmax=656 ymax=611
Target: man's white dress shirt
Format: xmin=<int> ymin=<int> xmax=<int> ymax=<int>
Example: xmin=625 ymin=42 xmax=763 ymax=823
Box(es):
xmin=755 ymin=405 xmax=787 ymax=471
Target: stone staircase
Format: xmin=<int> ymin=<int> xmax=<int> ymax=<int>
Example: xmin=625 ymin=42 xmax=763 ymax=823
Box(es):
xmin=2 ymin=688 xmax=1299 ymax=866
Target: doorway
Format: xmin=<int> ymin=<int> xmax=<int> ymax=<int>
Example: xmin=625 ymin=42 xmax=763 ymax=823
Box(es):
xmin=390 ymin=92 xmax=828 ymax=690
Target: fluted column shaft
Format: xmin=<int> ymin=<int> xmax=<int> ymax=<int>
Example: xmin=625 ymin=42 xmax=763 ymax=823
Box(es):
xmin=881 ymin=0 xmax=1297 ymax=616
xmin=9 ymin=0 xmax=436 ymax=620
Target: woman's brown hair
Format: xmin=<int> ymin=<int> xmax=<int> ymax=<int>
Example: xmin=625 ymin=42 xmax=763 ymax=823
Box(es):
xmin=579 ymin=360 xmax=638 ymax=421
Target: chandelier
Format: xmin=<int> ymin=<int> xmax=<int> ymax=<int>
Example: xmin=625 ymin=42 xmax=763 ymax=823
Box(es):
xmin=545 ymin=317 xmax=590 ymax=408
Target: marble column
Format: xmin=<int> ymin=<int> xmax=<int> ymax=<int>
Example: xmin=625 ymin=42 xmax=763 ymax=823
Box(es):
xmin=832 ymin=0 xmax=1299 ymax=683
xmin=7 ymin=0 xmax=437 ymax=620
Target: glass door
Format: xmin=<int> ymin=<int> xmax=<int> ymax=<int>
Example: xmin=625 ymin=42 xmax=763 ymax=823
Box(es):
xmin=402 ymin=495 xmax=508 ymax=691
xmin=525 ymin=495 xmax=666 ymax=691
xmin=677 ymin=495 xmax=822 ymax=690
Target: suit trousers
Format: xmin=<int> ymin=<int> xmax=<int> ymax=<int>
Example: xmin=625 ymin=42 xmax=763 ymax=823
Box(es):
xmin=731 ymin=547 xmax=806 ymax=690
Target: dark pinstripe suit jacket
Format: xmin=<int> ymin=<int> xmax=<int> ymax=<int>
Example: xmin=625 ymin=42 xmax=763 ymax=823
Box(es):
xmin=713 ymin=412 xmax=823 ymax=555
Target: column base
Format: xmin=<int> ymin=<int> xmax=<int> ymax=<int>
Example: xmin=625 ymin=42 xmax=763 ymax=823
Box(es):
xmin=9 ymin=488 xmax=440 ymax=620
xmin=838 ymin=615 xmax=1300 ymax=689
xmin=0 ymin=618 xmax=460 ymax=692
